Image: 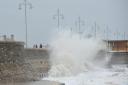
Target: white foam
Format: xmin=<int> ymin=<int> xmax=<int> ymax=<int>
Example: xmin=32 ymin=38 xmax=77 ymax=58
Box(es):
xmin=44 ymin=29 xmax=128 ymax=85
xmin=44 ymin=68 xmax=128 ymax=85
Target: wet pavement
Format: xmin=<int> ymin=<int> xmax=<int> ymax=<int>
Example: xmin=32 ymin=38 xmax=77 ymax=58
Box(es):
xmin=0 ymin=80 xmax=64 ymax=85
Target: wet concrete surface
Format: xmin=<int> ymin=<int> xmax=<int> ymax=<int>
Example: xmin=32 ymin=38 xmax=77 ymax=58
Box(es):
xmin=0 ymin=80 xmax=64 ymax=85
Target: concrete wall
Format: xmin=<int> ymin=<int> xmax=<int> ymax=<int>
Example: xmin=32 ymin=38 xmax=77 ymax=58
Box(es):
xmin=24 ymin=48 xmax=50 ymax=78
xmin=25 ymin=48 xmax=49 ymax=59
xmin=109 ymin=52 xmax=128 ymax=65
xmin=0 ymin=41 xmax=35 ymax=81
xmin=0 ymin=41 xmax=50 ymax=82
xmin=0 ymin=41 xmax=25 ymax=64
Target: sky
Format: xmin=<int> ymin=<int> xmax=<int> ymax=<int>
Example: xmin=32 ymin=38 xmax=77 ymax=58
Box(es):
xmin=0 ymin=0 xmax=128 ymax=47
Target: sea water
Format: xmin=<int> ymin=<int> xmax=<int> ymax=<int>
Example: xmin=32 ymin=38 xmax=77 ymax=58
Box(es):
xmin=43 ymin=29 xmax=128 ymax=85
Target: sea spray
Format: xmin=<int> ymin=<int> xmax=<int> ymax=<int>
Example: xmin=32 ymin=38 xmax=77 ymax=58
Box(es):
xmin=43 ymin=29 xmax=128 ymax=85
xmin=48 ymin=29 xmax=106 ymax=77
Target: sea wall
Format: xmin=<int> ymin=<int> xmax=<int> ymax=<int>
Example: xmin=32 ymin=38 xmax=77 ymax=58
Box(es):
xmin=24 ymin=48 xmax=50 ymax=78
xmin=0 ymin=41 xmax=25 ymax=64
xmin=109 ymin=52 xmax=128 ymax=65
xmin=0 ymin=41 xmax=35 ymax=81
xmin=0 ymin=41 xmax=50 ymax=82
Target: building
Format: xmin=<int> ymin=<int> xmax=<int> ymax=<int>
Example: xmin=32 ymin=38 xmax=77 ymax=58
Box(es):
xmin=107 ymin=40 xmax=128 ymax=52
xmin=106 ymin=40 xmax=128 ymax=65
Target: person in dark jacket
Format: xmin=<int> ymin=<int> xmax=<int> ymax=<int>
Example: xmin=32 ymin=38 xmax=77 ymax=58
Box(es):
xmin=40 ymin=44 xmax=42 ymax=48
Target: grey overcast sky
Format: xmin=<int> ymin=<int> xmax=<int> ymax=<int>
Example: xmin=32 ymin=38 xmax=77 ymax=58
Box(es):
xmin=0 ymin=0 xmax=128 ymax=47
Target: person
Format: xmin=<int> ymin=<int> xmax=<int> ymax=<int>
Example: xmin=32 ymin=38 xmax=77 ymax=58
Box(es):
xmin=35 ymin=44 xmax=38 ymax=48
xmin=40 ymin=44 xmax=42 ymax=48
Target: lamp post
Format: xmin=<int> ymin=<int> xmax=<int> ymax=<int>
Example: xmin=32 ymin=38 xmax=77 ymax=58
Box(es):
xmin=75 ymin=16 xmax=84 ymax=39
xmin=19 ymin=0 xmax=33 ymax=48
xmin=53 ymin=8 xmax=64 ymax=30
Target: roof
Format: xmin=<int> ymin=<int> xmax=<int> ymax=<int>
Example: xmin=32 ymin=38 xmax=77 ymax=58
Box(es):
xmin=108 ymin=51 xmax=128 ymax=53
xmin=103 ymin=40 xmax=128 ymax=42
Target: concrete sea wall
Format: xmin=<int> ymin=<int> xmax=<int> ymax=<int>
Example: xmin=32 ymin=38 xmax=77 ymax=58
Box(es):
xmin=109 ymin=52 xmax=128 ymax=65
xmin=25 ymin=48 xmax=50 ymax=78
xmin=0 ymin=41 xmax=49 ymax=82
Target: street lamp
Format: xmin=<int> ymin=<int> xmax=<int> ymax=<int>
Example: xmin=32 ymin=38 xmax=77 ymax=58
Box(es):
xmin=19 ymin=0 xmax=33 ymax=48
xmin=53 ymin=8 xmax=64 ymax=30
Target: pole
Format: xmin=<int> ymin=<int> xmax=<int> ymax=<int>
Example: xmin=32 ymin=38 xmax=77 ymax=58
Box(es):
xmin=70 ymin=27 xmax=73 ymax=38
xmin=76 ymin=16 xmax=84 ymax=39
xmin=124 ymin=32 xmax=125 ymax=40
xmin=78 ymin=16 xmax=81 ymax=34
xmin=53 ymin=8 xmax=64 ymax=30
xmin=25 ymin=0 xmax=28 ymax=48
xmin=104 ymin=29 xmax=106 ymax=40
xmin=106 ymin=26 xmax=109 ymax=40
xmin=57 ymin=8 xmax=60 ymax=28
xmin=94 ymin=22 xmax=96 ymax=38
xmin=117 ymin=30 xmax=118 ymax=40
xmin=19 ymin=0 xmax=33 ymax=48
